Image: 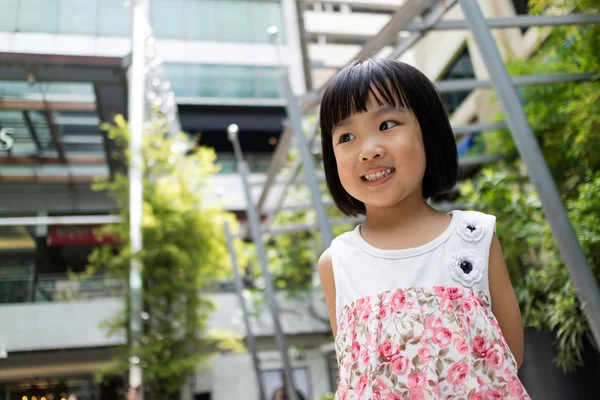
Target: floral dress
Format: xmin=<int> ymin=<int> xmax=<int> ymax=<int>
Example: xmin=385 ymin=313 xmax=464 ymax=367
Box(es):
xmin=330 ymin=211 xmax=530 ymax=399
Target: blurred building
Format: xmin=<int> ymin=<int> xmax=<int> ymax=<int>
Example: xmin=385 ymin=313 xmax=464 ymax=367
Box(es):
xmin=0 ymin=0 xmax=548 ymax=399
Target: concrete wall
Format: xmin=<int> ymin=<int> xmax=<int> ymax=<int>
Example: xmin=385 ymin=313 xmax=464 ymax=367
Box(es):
xmin=0 ymin=298 xmax=124 ymax=353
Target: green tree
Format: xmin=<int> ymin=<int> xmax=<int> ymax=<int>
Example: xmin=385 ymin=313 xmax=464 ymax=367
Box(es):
xmin=84 ymin=115 xmax=239 ymax=399
xmin=461 ymin=0 xmax=600 ymax=371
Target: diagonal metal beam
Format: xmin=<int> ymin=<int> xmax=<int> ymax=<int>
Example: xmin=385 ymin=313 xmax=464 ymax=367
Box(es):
xmin=258 ymin=115 xmax=320 ymax=216
xmin=256 ymin=125 xmax=294 ymax=214
xmin=263 ymin=117 xmax=321 ymax=227
xmin=22 ymin=111 xmax=43 ymax=154
xmin=389 ymin=0 xmax=457 ymax=60
xmin=358 ymin=0 xmax=434 ymax=58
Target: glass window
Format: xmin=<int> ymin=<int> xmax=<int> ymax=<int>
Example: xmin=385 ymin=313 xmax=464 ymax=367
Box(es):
xmin=162 ymin=64 xmax=188 ymax=96
xmin=98 ymin=0 xmax=130 ymax=36
xmin=222 ymin=65 xmax=257 ymax=98
xmin=0 ymin=81 xmax=40 ymax=97
xmin=151 ymin=0 xmax=185 ymax=39
xmin=0 ymin=0 xmax=18 ymax=32
xmin=42 ymin=82 xmax=95 ymax=96
xmin=219 ymin=0 xmax=252 ymax=42
xmin=184 ymin=64 xmax=202 ymax=97
xmin=185 ymin=0 xmax=218 ymax=41
xmin=164 ymin=63 xmax=280 ymax=99
xmin=196 ymin=64 xmax=223 ymax=97
xmin=511 ymin=0 xmax=530 ymax=33
xmin=58 ymin=0 xmax=97 ymax=35
xmin=250 ymin=0 xmax=283 ymax=43
xmin=511 ymin=0 xmax=529 ymax=15
xmin=18 ymin=0 xmax=59 ymax=33
xmin=256 ymin=67 xmax=280 ymax=98
xmin=440 ymin=46 xmax=475 ymax=114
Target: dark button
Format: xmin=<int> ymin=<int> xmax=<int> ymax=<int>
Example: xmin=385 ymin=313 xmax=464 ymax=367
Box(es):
xmin=460 ymin=260 xmax=473 ymax=274
xmin=467 ymin=225 xmax=476 ymax=233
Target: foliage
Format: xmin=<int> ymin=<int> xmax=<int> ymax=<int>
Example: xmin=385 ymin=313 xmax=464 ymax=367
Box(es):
xmin=460 ymin=0 xmax=600 ymax=371
xmin=85 ymin=114 xmax=239 ymax=399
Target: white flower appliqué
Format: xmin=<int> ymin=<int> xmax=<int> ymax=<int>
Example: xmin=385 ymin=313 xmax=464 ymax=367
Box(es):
xmin=448 ymin=250 xmax=484 ymax=287
xmin=456 ymin=219 xmax=485 ymax=242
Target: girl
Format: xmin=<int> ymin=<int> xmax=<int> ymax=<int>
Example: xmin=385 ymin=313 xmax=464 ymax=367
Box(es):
xmin=318 ymin=58 xmax=529 ymax=399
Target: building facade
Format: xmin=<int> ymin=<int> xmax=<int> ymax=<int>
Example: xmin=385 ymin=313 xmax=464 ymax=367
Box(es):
xmin=0 ymin=1 xmax=550 ymax=399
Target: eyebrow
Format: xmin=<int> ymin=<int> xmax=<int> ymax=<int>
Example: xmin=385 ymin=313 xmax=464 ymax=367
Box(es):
xmin=332 ymin=105 xmax=406 ymax=132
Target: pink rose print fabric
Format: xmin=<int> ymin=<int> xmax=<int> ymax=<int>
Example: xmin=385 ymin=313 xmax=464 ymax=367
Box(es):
xmin=334 ymin=286 xmax=530 ymax=399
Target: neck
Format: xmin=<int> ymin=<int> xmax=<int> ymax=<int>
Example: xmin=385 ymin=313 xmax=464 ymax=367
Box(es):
xmin=363 ymin=190 xmax=436 ymax=233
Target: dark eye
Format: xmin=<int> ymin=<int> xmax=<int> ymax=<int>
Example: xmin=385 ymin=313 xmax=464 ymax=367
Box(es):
xmin=339 ymin=133 xmax=356 ymax=143
xmin=379 ymin=120 xmax=398 ymax=131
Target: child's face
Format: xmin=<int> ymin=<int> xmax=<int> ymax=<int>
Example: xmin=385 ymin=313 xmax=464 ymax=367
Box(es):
xmin=331 ymin=94 xmax=426 ymax=210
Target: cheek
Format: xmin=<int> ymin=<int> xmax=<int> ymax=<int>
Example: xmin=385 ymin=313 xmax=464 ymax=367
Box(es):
xmin=398 ymin=132 xmax=426 ymax=171
xmin=334 ymin=150 xmax=359 ymax=189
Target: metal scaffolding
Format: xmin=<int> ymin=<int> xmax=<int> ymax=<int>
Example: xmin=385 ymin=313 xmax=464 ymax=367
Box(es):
xmin=230 ymin=0 xmax=600 ymax=364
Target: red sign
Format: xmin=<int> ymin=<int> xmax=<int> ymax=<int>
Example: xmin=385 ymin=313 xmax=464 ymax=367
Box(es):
xmin=47 ymin=225 xmax=121 ymax=246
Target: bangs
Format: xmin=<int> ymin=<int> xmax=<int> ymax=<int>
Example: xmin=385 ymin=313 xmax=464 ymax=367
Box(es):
xmin=320 ymin=58 xmax=411 ymax=137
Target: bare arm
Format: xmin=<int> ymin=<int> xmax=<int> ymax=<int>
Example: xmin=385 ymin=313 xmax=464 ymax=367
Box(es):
xmin=318 ymin=247 xmax=338 ymax=338
xmin=272 ymin=389 xmax=285 ymax=400
xmin=489 ymin=234 xmax=524 ymax=368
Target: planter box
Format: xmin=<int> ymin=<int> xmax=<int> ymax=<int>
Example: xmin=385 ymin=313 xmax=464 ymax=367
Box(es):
xmin=519 ymin=328 xmax=600 ymax=399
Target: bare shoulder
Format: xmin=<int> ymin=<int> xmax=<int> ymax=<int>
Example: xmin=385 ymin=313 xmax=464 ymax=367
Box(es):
xmin=317 ymin=247 xmax=338 ymax=337
xmin=318 ymin=247 xmax=333 ymax=272
xmin=318 ymin=247 xmax=335 ymax=291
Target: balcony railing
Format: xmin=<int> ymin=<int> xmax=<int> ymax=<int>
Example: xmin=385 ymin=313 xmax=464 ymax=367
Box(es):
xmin=35 ymin=273 xmax=125 ymax=302
xmin=0 ymin=271 xmax=124 ymax=304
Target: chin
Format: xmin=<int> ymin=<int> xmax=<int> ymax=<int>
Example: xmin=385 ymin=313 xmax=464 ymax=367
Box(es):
xmin=356 ymin=188 xmax=416 ymax=209
xmin=356 ymin=195 xmax=403 ymax=209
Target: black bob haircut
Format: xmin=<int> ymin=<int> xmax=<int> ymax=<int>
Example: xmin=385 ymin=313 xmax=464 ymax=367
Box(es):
xmin=320 ymin=58 xmax=458 ymax=216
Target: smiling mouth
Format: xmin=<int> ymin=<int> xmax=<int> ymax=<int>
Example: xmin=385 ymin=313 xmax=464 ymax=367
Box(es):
xmin=362 ymin=168 xmax=395 ymax=182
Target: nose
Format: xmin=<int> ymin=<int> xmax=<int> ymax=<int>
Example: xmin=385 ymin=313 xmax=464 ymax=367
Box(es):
xmin=359 ymin=139 xmax=385 ymax=162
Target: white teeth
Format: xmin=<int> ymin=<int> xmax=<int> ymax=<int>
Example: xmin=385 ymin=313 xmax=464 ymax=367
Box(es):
xmin=364 ymin=168 xmax=394 ymax=181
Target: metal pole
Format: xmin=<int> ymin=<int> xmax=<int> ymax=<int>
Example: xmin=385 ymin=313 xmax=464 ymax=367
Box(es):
xmin=406 ymin=12 xmax=600 ymax=31
xmin=458 ymin=0 xmax=600 ymax=346
xmin=435 ymin=72 xmax=597 ymax=93
xmin=223 ymin=222 xmax=267 ymax=400
xmin=128 ymin=0 xmax=148 ymax=395
xmin=227 ymin=125 xmax=298 ymax=400
xmin=264 ymin=117 xmax=320 ymax=230
xmin=280 ymin=73 xmax=334 ymax=250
